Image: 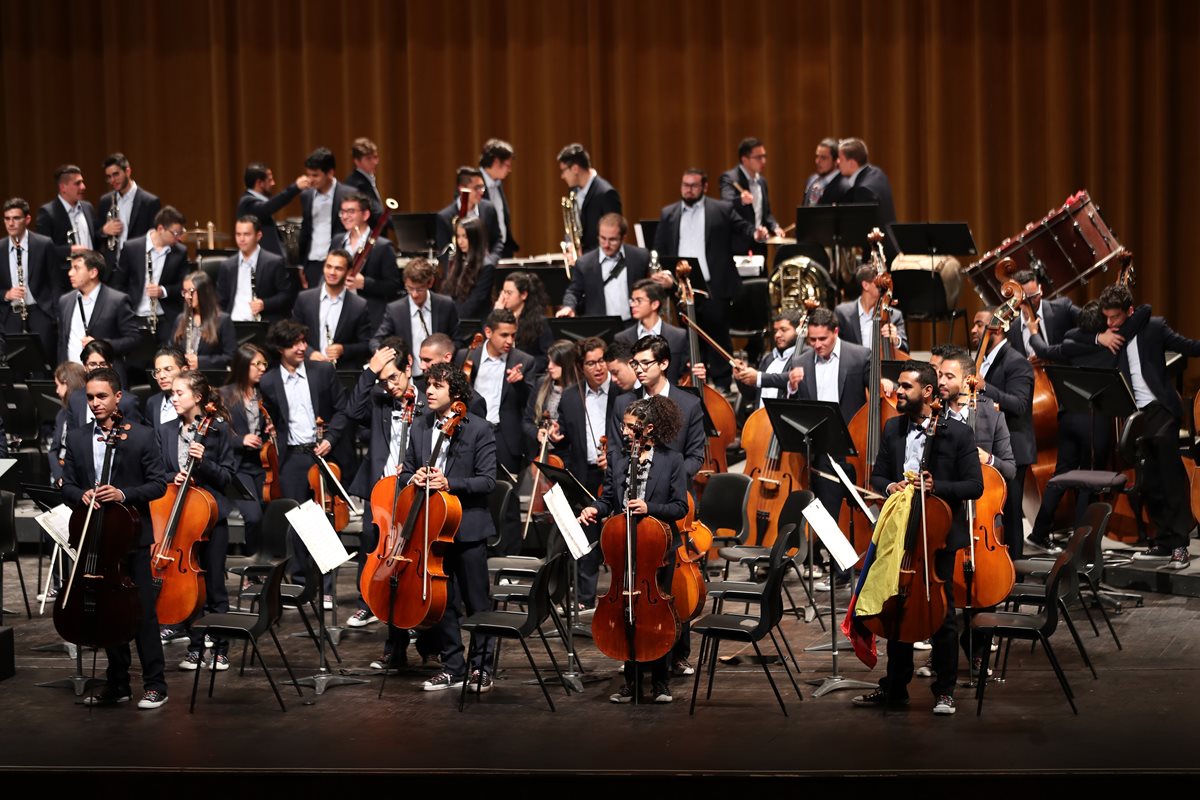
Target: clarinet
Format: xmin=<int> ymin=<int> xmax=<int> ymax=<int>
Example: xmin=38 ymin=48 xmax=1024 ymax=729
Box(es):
xmin=250 ymin=263 xmax=261 ymax=322
xmin=106 ymin=194 xmax=121 ymax=252
xmin=13 ymin=241 xmax=28 ymax=332
xmin=325 ymin=322 xmax=337 ymax=366
xmin=185 ymin=315 xmax=196 ymax=356
xmin=145 ymin=247 xmax=158 ymax=335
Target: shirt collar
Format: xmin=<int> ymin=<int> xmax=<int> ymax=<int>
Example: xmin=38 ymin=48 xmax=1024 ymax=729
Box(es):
xmin=818 ymin=339 xmax=842 ymax=363
xmin=482 ymin=348 xmax=506 ymax=365
xmin=588 ymin=378 xmax=611 ymax=397
xmin=10 ymin=231 xmax=28 ymax=250
xmin=59 ymin=196 xmax=80 ymax=214
xmin=79 ymin=283 xmax=101 ymax=302
xmin=282 ymin=362 xmax=308 ymax=382
xmin=241 ymin=246 xmax=260 ymax=265
xmin=320 ymin=284 xmax=344 ymax=303
xmin=847 ymin=165 xmax=866 ymax=185
xmin=638 ymin=318 xmax=663 ymax=337
xmin=316 ymin=178 xmax=337 ymax=199
xmin=774 ymin=344 xmax=796 ymax=361
xmin=121 ymin=181 xmax=139 ymax=201
xmin=578 ymin=170 xmax=597 ymax=199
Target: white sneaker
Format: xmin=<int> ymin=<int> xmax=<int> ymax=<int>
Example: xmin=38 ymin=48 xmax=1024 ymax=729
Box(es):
xmin=346 ymin=609 xmax=377 ymax=628
xmin=422 ymin=671 xmax=465 ymax=692
xmin=912 ymin=639 xmax=933 ymax=651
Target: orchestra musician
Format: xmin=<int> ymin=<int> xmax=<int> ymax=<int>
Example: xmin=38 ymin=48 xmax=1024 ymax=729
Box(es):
xmin=217 ymin=216 xmax=293 ymax=324
xmin=415 ymin=333 xmax=487 ymax=417
xmin=479 ymin=138 xmax=518 ymax=258
xmin=605 ymin=340 xmax=641 ymax=394
xmin=2 ymin=197 xmax=59 ymax=362
xmin=852 ymin=361 xmax=983 ymax=716
xmin=557 ymin=143 xmax=622 ymax=258
xmin=719 ymin=137 xmax=784 ymax=256
xmin=343 ymin=137 xmax=384 ymax=220
xmin=495 ymin=270 xmax=553 ymax=369
xmin=172 ymin=271 xmax=236 ymax=371
xmin=834 ymin=138 xmax=898 ymax=258
xmin=56 ymin=250 xmax=139 ymax=370
xmin=579 ymin=395 xmax=689 ymax=704
xmin=48 ymin=362 xmax=88 ymax=489
xmin=404 ymin=362 xmax=499 ymax=693
xmin=804 ymin=137 xmax=842 ymax=207
xmin=441 ymin=217 xmax=497 ymax=324
xmin=219 ymin=343 xmax=274 ymax=559
xmin=299 ymin=147 xmax=354 ymax=291
xmin=98 ymin=152 xmax=161 ymax=258
xmin=835 ymin=264 xmax=910 ymax=353
xmin=733 ymin=309 xmax=806 ymax=412
xmin=337 ymin=192 xmax=400 ymax=328
xmin=292 ymin=248 xmax=373 ymax=367
xmin=370 ymin=258 xmax=461 ymax=371
xmin=614 ymin=279 xmax=689 ymax=384
xmin=1005 ymin=269 xmax=1082 ymax=357
xmin=235 ymin=162 xmax=308 ymax=259
xmin=113 ymin=206 xmax=188 ymax=338
xmin=558 ymin=213 xmax=650 ymax=320
xmin=434 ymin=167 xmax=504 ymax=262
xmin=523 ymin=339 xmax=581 ymax=463
xmin=37 ymin=164 xmax=100 ymax=261
xmin=65 ymin=340 xmax=144 ymax=431
xmin=63 ymin=366 xmax=170 ymax=709
xmin=144 ymin=347 xmax=187 ymax=426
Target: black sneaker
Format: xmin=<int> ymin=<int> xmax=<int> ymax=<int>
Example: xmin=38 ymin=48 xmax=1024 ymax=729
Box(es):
xmin=652 ymin=682 xmax=673 ymax=703
xmin=137 ymin=690 xmax=168 ymax=709
xmin=1133 ymin=544 xmax=1174 ymax=561
xmin=609 ymin=684 xmax=635 ymax=704
xmin=852 ymin=688 xmax=908 ymax=708
xmin=672 ymin=658 xmax=694 ymax=677
xmin=178 ymin=651 xmax=202 ymax=671
xmin=422 ymin=671 xmax=464 ymax=692
xmin=1026 ymin=534 xmax=1062 ymax=554
xmin=160 ymin=627 xmax=186 ymax=644
xmin=346 ymin=609 xmax=377 ymax=628
xmin=933 ymin=695 xmax=956 ymax=715
xmin=1166 ymin=548 xmax=1192 ymax=570
xmin=82 ymin=687 xmax=131 ymax=707
xmin=208 ymin=654 xmax=230 ymax=671
xmin=467 ymin=669 xmax=494 ymax=694
xmin=370 ymin=650 xmax=407 ymax=672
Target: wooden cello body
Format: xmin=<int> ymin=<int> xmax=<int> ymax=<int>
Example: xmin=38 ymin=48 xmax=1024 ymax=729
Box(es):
xmin=308 ymin=417 xmax=350 ymax=532
xmin=953 ymin=462 xmax=1015 ymax=608
xmin=671 ymin=493 xmax=711 ymax=622
xmin=741 ymin=406 xmax=808 ymax=546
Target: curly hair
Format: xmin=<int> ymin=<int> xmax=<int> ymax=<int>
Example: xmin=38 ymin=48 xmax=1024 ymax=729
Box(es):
xmin=625 ymin=395 xmax=682 ymax=447
xmin=425 ymin=362 xmax=473 ymax=404
xmin=503 ymin=271 xmax=551 ymax=352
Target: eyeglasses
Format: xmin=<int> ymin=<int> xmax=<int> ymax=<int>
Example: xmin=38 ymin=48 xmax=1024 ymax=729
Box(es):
xmin=337 ymin=209 xmax=361 ymax=217
xmin=167 ymin=228 xmax=186 ymax=239
xmin=250 ymin=360 xmax=268 ymax=369
xmin=583 ymin=359 xmax=606 ymax=369
xmin=383 ymin=374 xmax=407 ymax=386
xmin=630 ymin=358 xmax=659 ymax=370
xmin=681 ymin=182 xmax=704 ymax=190
xmin=181 ymin=287 xmax=197 ymax=296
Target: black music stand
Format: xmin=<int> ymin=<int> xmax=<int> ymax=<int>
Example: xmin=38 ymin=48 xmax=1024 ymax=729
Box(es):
xmin=391 ymin=213 xmax=437 ymax=256
xmin=548 ymin=316 xmax=625 ymax=345
xmin=454 ymin=319 xmax=482 ymax=348
xmin=26 ymin=380 xmax=61 ymax=423
xmin=233 ymin=321 xmax=269 ymax=349
xmin=794 ymin=203 xmax=880 ymax=253
xmin=2 ymin=333 xmax=52 ymax=376
xmin=763 ymin=398 xmax=876 ymax=697
xmin=496 ymin=262 xmax=571 ymax=306
xmin=637 ymin=219 xmax=659 ymax=250
xmin=889 ymin=222 xmax=977 ymax=261
xmin=1042 ymin=366 xmax=1136 ymax=470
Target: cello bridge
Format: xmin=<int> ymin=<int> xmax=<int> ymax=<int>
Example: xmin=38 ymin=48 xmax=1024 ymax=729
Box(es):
xmin=756 ymin=477 xmax=781 ymax=491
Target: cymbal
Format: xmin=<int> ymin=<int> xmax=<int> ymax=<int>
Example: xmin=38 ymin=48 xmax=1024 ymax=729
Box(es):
xmin=766 ymin=236 xmax=797 ymax=245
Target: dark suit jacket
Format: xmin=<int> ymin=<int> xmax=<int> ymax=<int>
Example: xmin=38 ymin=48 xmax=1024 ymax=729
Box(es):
xmin=36 ymin=197 xmax=101 ymax=261
xmin=99 ymin=186 xmax=161 ymax=244
xmin=614 ymin=321 xmax=690 ymax=384
xmin=114 ymin=236 xmax=189 ymax=330
xmin=959 ymin=400 xmax=1017 ymax=482
xmin=719 ymin=165 xmax=779 ymax=255
xmin=61 ymin=420 xmax=169 ymax=546
xmin=979 ymin=342 xmax=1035 ymax=466
xmin=608 ymin=386 xmax=706 ymax=483
xmin=652 ymin=196 xmax=757 ymax=301
xmin=481 ymin=180 xmax=518 ymax=257
xmin=454 ymin=344 xmax=537 ymax=470
xmin=370 ymin=292 xmax=460 ymax=353
xmin=791 ymin=340 xmax=872 ymax=424
xmin=0 ymin=232 xmax=60 ymax=321
xmin=561 ymin=245 xmax=650 ymax=316
xmin=154 ymin=415 xmax=237 ymax=517
xmin=1028 ymin=305 xmax=1150 ymax=368
xmin=337 ymin=231 xmax=400 ymax=328
xmin=1006 ymin=296 xmax=1079 ymax=355
xmin=435 ymin=199 xmax=504 ymax=261
xmin=871 ymin=413 xmax=984 ymax=550
xmin=259 ymin=359 xmax=352 ymax=469
xmin=66 ymin=387 xmax=144 ymax=432
xmin=236 ymin=184 xmax=303 ymax=258
xmin=804 ymin=171 xmax=841 ymax=206
xmin=217 ymin=385 xmax=267 ymax=480
xmin=1116 ymin=307 xmax=1200 ymax=420
xmin=555 ymin=379 xmax=620 ymax=481
xmin=400 ymin=410 xmax=498 ymax=543
xmin=343 ymin=168 xmax=383 ymax=219
xmin=739 ymin=347 xmax=804 ymax=411
xmin=170 ymin=312 xmax=237 ymax=370
xmin=299 ymin=181 xmax=354 ymax=263
xmin=216 ymin=248 xmax=292 ymax=322
xmin=292 ymin=287 xmax=373 ymax=365
xmin=839 ymin=165 xmax=898 ymax=256
xmin=345 ymin=368 xmax=406 ymax=498
xmin=591 ymin=445 xmax=689 ymax=542
xmin=56 ymin=285 xmax=140 ymax=364
xmin=835 ymin=299 xmax=910 ymax=353
xmin=142 ymin=390 xmax=176 ymax=427
xmin=576 ymin=175 xmax=622 ymax=256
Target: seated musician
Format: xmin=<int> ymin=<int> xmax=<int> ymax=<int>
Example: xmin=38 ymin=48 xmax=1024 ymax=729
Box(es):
xmin=613 ymin=279 xmax=689 ymax=384
xmin=402 ymin=362 xmax=499 ymax=693
xmin=145 ymin=347 xmax=186 ymax=425
xmin=157 ymin=371 xmax=237 ymax=672
xmin=579 ymin=395 xmax=689 ymax=704
xmin=62 ymin=367 xmax=170 ymax=709
xmin=604 ymin=340 xmax=641 ymax=394
xmin=218 ymin=343 xmax=274 ymax=559
xmin=852 ymin=362 xmax=982 ymax=716
xmin=834 ymin=264 xmax=909 ymax=353
xmin=292 ymin=248 xmax=373 ymax=367
xmin=733 ymin=309 xmax=805 ymax=413
xmin=172 ymin=271 xmax=236 ymax=371
xmin=65 ymin=340 xmax=144 ymax=430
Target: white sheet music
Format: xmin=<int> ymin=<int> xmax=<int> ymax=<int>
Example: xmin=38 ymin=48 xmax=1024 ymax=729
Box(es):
xmin=35 ymin=504 xmax=77 ymax=559
xmin=544 ymin=484 xmax=593 ymax=561
xmin=829 ymin=458 xmax=879 ymax=524
xmin=286 ymin=500 xmax=355 ymax=574
xmin=802 ymin=498 xmax=860 ymax=573
xmin=0 ymin=458 xmax=16 ymax=479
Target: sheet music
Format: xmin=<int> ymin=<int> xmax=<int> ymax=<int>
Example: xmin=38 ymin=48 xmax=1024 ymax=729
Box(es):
xmin=286 ymin=500 xmax=355 ymax=574
xmin=543 ymin=484 xmax=593 ymax=561
xmin=829 ymin=458 xmax=880 ymax=524
xmin=0 ymin=458 xmax=16 ymax=479
xmin=35 ymin=504 xmax=77 ymax=559
xmin=801 ymin=498 xmax=860 ymax=573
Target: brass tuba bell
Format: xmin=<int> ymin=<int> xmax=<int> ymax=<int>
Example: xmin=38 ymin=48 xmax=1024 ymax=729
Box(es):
xmin=769 ymin=254 xmax=834 ymax=315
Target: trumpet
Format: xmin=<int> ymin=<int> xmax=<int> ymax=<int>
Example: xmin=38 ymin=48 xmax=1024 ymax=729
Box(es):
xmin=13 ymin=241 xmax=28 ymax=332
xmin=145 ymin=247 xmax=158 ymax=336
xmin=561 ymin=193 xmax=582 ymax=270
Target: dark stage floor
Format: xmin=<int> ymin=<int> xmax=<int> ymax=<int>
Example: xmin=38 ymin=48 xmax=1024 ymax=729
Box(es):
xmin=1 ymin=553 xmax=1197 ymax=786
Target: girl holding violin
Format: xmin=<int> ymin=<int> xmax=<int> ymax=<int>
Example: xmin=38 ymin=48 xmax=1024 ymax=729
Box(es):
xmin=172 ymin=270 xmax=236 ymax=371
xmin=579 ymin=395 xmax=688 ymax=704
xmin=523 ymin=339 xmax=582 ymax=457
xmin=219 ymin=343 xmax=273 ymax=558
xmin=156 ymin=370 xmax=237 ymax=671
xmin=853 ymin=361 xmax=983 ymax=716
xmin=441 ymin=217 xmax=495 ymax=322
xmin=495 ymin=270 xmax=554 ymax=370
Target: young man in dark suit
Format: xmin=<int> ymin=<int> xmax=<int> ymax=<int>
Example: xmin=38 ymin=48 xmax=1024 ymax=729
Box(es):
xmin=835 ymin=264 xmax=910 ymax=353
xmin=434 ymin=167 xmax=505 ymax=261
xmin=404 ymin=362 xmax=499 ymax=692
xmin=37 ymin=164 xmax=100 ymax=262
xmin=369 ymin=258 xmax=459 ymax=363
xmin=853 ymin=361 xmax=983 ymax=716
xmin=835 ymin=138 xmax=898 ymax=258
xmin=299 ymin=147 xmax=354 ymax=290
xmin=217 ymin=216 xmax=293 ymax=324
xmin=1005 ymin=269 xmax=1083 ymax=357
xmin=235 ymin=162 xmax=308 ymax=259
xmin=2 ymin=197 xmax=60 ymax=363
xmin=805 ymin=138 xmax=843 ymax=207
xmin=559 ymin=213 xmax=650 ymax=320
xmin=344 ymin=137 xmax=384 ymax=220
xmin=733 ymin=309 xmax=806 ymax=413
xmin=113 ymin=206 xmax=189 ymax=336
xmin=291 ymin=248 xmax=373 ymax=367
xmin=719 ymin=137 xmax=785 ymax=256
xmin=336 ymin=192 xmax=400 ymax=328
xmin=65 ymin=340 xmax=145 ymax=431
xmin=652 ymin=168 xmax=761 ymax=391
xmin=479 ymin=138 xmax=518 ymax=258
xmin=557 ymin=143 xmax=621 ymax=261
xmin=61 ymin=367 xmax=169 ymax=709
xmin=99 ymin=152 xmax=162 ymax=256
xmin=57 ymin=250 xmax=140 ymax=368
xmin=614 ymin=279 xmax=689 ymax=384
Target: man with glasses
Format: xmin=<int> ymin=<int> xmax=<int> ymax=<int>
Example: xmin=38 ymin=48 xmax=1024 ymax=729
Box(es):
xmin=113 ymin=206 xmax=188 ymax=338
xmin=720 ymin=137 xmax=784 ymax=257
xmin=558 ymin=213 xmax=650 ymax=320
xmin=615 ymin=279 xmax=689 ymax=383
xmin=217 ymin=216 xmax=293 ymax=323
xmin=434 ymin=166 xmax=504 ymax=261
xmin=336 ymin=192 xmax=400 ymax=329
xmin=2 ymin=197 xmax=59 ymax=362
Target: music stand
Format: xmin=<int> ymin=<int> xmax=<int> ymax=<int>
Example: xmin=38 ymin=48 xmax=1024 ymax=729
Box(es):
xmin=889 ymin=222 xmax=977 ymax=261
xmin=233 ymin=321 xmax=269 ymax=349
xmin=26 ymin=380 xmax=61 ymax=423
xmin=496 ymin=262 xmax=571 ymax=306
xmin=454 ymin=319 xmax=482 ymax=348
xmin=794 ymin=203 xmax=880 ymax=253
xmin=548 ymin=316 xmax=626 ymax=345
xmin=637 ymin=219 xmax=660 ymax=250
xmin=2 ymin=333 xmax=52 ymax=376
xmin=390 ymin=213 xmax=437 ymax=256
xmin=1042 ymin=366 xmax=1137 ymax=470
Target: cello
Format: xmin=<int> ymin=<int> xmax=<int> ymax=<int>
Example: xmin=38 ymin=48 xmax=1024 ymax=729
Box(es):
xmin=54 ymin=417 xmax=142 ymax=649
xmin=308 ymin=417 xmax=350 ymax=532
xmin=671 ymin=493 xmax=712 ymax=622
xmin=461 ymin=333 xmax=485 ymax=382
xmin=592 ymin=426 xmax=680 ymax=668
xmin=362 ymin=401 xmax=466 ymax=630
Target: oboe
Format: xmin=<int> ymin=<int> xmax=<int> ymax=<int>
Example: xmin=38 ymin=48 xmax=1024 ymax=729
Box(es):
xmin=13 ymin=241 xmax=28 ymax=332
xmin=145 ymin=247 xmax=158 ymax=335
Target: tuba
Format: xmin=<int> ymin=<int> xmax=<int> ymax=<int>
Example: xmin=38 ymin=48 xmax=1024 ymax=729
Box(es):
xmin=561 ymin=192 xmax=583 ymax=265
xmin=768 ymin=254 xmax=835 ymax=315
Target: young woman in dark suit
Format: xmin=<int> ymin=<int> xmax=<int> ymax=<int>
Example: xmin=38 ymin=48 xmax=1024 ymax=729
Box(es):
xmin=172 ymin=270 xmax=236 ymax=370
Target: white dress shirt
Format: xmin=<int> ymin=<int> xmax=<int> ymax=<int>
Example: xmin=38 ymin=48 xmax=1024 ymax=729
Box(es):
xmin=857 ymin=301 xmax=876 ymax=350
xmin=136 ymin=235 xmax=169 ymax=319
xmin=740 ymin=167 xmax=763 ymax=228
xmin=61 ymin=197 xmax=92 ymax=249
xmin=92 ymin=424 xmax=111 ymax=483
xmin=678 ymin=201 xmax=709 ymax=282
xmin=600 ymin=247 xmax=631 ymax=319
xmin=114 ymin=183 xmax=138 ymax=250
xmin=159 ymin=394 xmax=178 ymax=425
xmin=410 ymin=301 xmax=432 ymax=375
xmin=231 ymin=247 xmax=259 ymax=322
xmin=475 ymin=350 xmax=506 ymax=424
xmin=814 ymin=340 xmax=841 ymax=403
xmin=584 ymin=378 xmax=611 ymax=464
xmin=282 ymin=364 xmax=318 ymax=445
xmin=1020 ymin=304 xmax=1047 ymax=356
xmin=318 ymin=285 xmax=346 ymax=352
xmin=68 ymin=284 xmax=101 ymax=363
xmin=1125 ymin=336 xmax=1156 ymax=409
xmin=757 ymin=345 xmax=796 ymax=408
xmin=306 ymin=179 xmax=337 ymax=261
xmin=903 ymin=417 xmax=930 ymax=474
xmin=8 ymin=232 xmax=35 ymax=310
xmin=980 ymin=338 xmax=1006 ymax=378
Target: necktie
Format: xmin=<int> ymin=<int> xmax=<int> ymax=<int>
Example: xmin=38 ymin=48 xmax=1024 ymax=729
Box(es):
xmin=807 ymin=179 xmax=822 ymax=206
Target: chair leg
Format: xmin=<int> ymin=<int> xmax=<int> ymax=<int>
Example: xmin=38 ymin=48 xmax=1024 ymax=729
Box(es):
xmin=208 ymin=646 xmax=219 ymax=698
xmin=1039 ymin=633 xmax=1077 ymax=714
xmin=269 ymin=628 xmax=303 ymax=696
xmin=705 ymin=639 xmax=720 ymax=700
xmin=14 ymin=557 xmax=31 ymax=619
xmin=240 ymin=640 xmax=250 ymax=675
xmin=975 ymin=636 xmax=994 ymax=716
xmin=519 ymin=636 xmax=556 ymax=712
xmin=1087 ymin=577 xmax=1122 ymax=650
xmin=781 ymin=583 xmax=803 ymax=621
xmin=751 ymin=640 xmax=788 ymax=717
xmin=768 ymin=629 xmax=802 ymax=699
xmin=1000 ymin=637 xmax=1013 ymax=682
xmin=689 ymin=634 xmax=707 ymax=716
xmin=536 ymin=625 xmax=572 ymax=694
xmin=252 ymin=639 xmax=287 ymax=712
xmin=458 ymin=659 xmax=471 ymax=712
xmin=1059 ymin=600 xmax=1097 ymax=679
xmin=1074 ymin=580 xmax=1101 ymax=637
xmin=189 ymin=653 xmax=204 ymax=713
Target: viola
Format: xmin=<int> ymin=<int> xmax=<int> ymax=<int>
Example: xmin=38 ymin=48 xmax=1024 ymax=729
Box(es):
xmin=592 ymin=428 xmax=680 ymax=664
xmin=258 ymin=395 xmax=282 ymax=504
xmin=54 ymin=418 xmax=142 ymax=649
xmin=741 ymin=406 xmax=808 ymax=547
xmin=671 ymin=493 xmax=711 ymax=622
xmin=362 ymin=401 xmax=466 ymax=630
xmin=307 ymin=416 xmax=349 ymax=532
xmin=149 ymin=404 xmax=220 ymax=626
xmin=461 ymin=333 xmax=485 ymax=382
xmin=523 ymin=412 xmax=564 ymax=541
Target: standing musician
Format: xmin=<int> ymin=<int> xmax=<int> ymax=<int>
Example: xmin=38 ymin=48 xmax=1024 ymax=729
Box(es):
xmin=441 ymin=217 xmax=497 ymax=324
xmin=434 ymin=167 xmax=504 ymax=262
xmin=258 ymin=320 xmax=351 ymax=599
xmin=614 ymin=279 xmax=690 ymax=384
xmin=416 ymin=334 xmax=487 ymax=417
xmin=57 ymin=250 xmax=139 ymax=369
xmin=155 ymin=370 xmax=237 ymax=672
xmin=495 ymin=270 xmax=553 ymax=369
xmin=558 ymin=213 xmax=650 ymax=320
xmin=605 ymin=341 xmax=642 ymax=394
xmin=219 ymin=343 xmax=274 ymax=558
xmin=557 ymin=143 xmax=622 ymax=259
xmin=49 ymin=362 xmax=88 ymax=488
xmin=970 ymin=308 xmax=1034 ymax=560
xmin=98 ymin=152 xmax=161 ymax=258
xmin=523 ymin=339 xmax=581 ymax=463
xmin=172 ymin=271 xmax=236 ymax=371
xmin=370 ymin=258 xmax=460 ymax=370
xmin=218 ymin=216 xmax=293 ymax=324
xmin=719 ymin=137 xmax=784 ymax=256
xmin=292 ymin=248 xmax=373 ymax=367
xmin=835 ymin=264 xmax=910 ymax=352
xmin=733 ymin=309 xmax=806 ymax=413
xmin=455 ymin=309 xmax=538 ymax=555
xmin=337 ymin=192 xmax=400 ymax=328
xmin=652 ymin=168 xmax=761 ymax=392
xmin=804 ymin=137 xmax=843 ymax=207
xmin=479 ymin=138 xmax=518 ymax=258
xmin=65 ymin=340 xmax=145 ymax=430
xmin=2 ymin=197 xmax=59 ymax=362
xmin=114 ymin=206 xmax=188 ymax=338
xmin=852 ymin=361 xmax=983 ymax=716
xmin=37 ymin=164 xmax=100 ymax=262
xmin=834 ymin=138 xmax=898 ymax=258
xmin=1101 ymin=284 xmax=1200 ymax=570
xmin=344 ymin=137 xmax=384 ymax=220
xmin=579 ymin=395 xmax=689 ymax=704
xmin=235 ymin=162 xmax=308 ymax=259
xmin=1005 ymin=269 xmax=1083 ymax=357
xmin=404 ymin=362 xmax=499 ymax=693
xmin=62 ymin=367 xmax=170 ymax=709
xmin=145 ymin=347 xmax=186 ymax=425
xmin=299 ymin=147 xmax=354 ymax=291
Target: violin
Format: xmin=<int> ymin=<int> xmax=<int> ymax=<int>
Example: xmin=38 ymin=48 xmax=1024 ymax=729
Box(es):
xmin=592 ymin=427 xmax=680 ymax=664
xmin=862 ymin=401 xmax=955 ymax=644
xmin=307 ymin=417 xmax=349 ymax=532
xmin=671 ymin=493 xmax=711 ymax=622
xmin=461 ymin=333 xmax=485 ymax=382
xmin=54 ymin=417 xmax=142 ymax=649
xmin=149 ymin=403 xmax=219 ymax=626
xmin=523 ymin=412 xmax=564 ymax=541
xmin=258 ymin=393 xmax=282 ymax=504
xmin=362 ymin=400 xmax=466 ymax=630
xmin=675 ymin=261 xmax=737 ymax=495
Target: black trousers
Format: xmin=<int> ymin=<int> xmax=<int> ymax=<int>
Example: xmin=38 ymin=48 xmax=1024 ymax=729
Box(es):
xmin=233 ymin=468 xmax=265 ymax=556
xmin=106 ymin=545 xmax=168 ymax=694
xmin=435 ymin=538 xmax=496 ymax=678
xmin=1139 ymin=403 xmax=1192 ymax=549
xmin=1003 ymin=464 xmax=1029 ymax=561
xmin=187 ymin=520 xmax=230 ymax=655
xmin=879 ymin=548 xmax=958 ymax=699
xmin=576 ymin=464 xmax=605 ymax=608
xmin=1031 ymin=413 xmax=1113 ymax=541
xmin=695 ymin=295 xmax=734 ymax=390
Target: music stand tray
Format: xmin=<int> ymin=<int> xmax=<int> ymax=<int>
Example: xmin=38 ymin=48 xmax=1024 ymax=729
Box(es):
xmin=530 ymin=460 xmax=596 ymax=510
xmin=495 ymin=263 xmax=571 ymax=306
xmin=390 ymin=213 xmax=437 ymax=255
xmin=794 ymin=204 xmax=880 ymax=252
xmin=548 ymin=316 xmax=625 ymax=345
xmin=2 ymin=333 xmax=52 ymax=375
xmin=233 ymin=321 xmax=269 ymax=349
xmin=889 ymin=222 xmax=978 ymax=258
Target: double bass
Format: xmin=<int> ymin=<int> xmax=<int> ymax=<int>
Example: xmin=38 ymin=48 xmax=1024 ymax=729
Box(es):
xmin=362 ymin=401 xmax=466 ymax=630
xmin=308 ymin=417 xmax=350 ymax=532
xmin=54 ymin=417 xmax=142 ymax=649
xmin=149 ymin=404 xmax=220 ymax=626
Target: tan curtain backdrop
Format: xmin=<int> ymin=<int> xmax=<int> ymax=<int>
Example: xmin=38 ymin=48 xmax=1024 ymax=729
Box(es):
xmin=3 ymin=0 xmax=1197 ymax=371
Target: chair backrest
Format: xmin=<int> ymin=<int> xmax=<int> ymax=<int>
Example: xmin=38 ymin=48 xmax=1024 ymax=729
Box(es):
xmin=261 ymin=498 xmax=301 ymax=561
xmin=778 ymin=489 xmax=814 ymax=562
xmin=1117 ymin=411 xmax=1150 ymax=482
xmin=1078 ymin=501 xmax=1113 ymax=579
xmin=697 ymin=473 xmax=752 ymax=545
xmin=728 ymin=277 xmax=770 ymax=336
xmin=749 ymin=535 xmax=793 ymax=637
xmin=254 ymin=558 xmax=291 ymax=634
xmin=487 ymin=480 xmax=514 ymax=548
xmin=519 ymin=552 xmax=566 ymax=637
xmin=0 ymin=490 xmax=15 ymax=558
xmin=1040 ymin=526 xmax=1091 ymax=635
